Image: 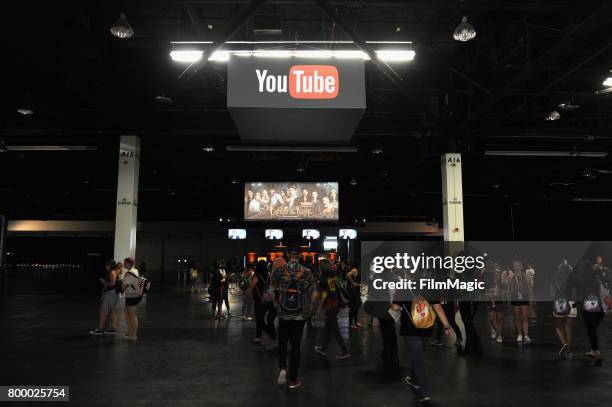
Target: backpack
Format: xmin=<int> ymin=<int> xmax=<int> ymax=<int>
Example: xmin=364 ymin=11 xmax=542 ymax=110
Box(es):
xmin=409 ymin=297 xmax=436 ymax=329
xmin=334 ymin=277 xmax=352 ymax=307
xmin=279 ymin=268 xmax=304 ymax=314
xmin=553 ymin=297 xmax=571 ymax=316
xmin=583 ymin=294 xmax=602 ymax=312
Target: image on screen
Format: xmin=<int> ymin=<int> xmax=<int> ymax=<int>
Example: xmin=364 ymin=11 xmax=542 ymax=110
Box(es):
xmin=265 ymin=229 xmax=284 ymax=240
xmin=339 ymin=229 xmax=357 ymax=240
xmin=323 ymin=237 xmax=338 ymax=251
xmin=228 ymin=229 xmax=247 ymax=240
xmin=302 ymin=229 xmax=321 ymax=240
xmin=244 ymin=182 xmax=339 ymax=221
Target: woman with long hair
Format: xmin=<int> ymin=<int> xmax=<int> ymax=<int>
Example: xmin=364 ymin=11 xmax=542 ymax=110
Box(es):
xmin=509 ymin=259 xmax=533 ymax=344
xmin=89 ymin=260 xmax=119 ymax=336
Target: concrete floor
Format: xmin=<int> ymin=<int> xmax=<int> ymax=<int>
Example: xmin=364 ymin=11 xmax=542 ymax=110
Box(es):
xmin=1 ymin=287 xmax=611 ymax=407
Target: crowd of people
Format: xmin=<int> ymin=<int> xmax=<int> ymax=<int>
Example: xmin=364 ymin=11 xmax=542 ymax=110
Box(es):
xmin=88 ymin=249 xmax=611 ymax=405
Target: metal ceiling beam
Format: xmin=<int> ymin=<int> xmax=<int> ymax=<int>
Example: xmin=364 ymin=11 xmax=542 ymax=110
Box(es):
xmin=178 ymin=0 xmax=268 ymax=82
xmin=458 ymin=0 xmax=612 ymax=132
xmin=310 ymin=0 xmax=408 ymax=92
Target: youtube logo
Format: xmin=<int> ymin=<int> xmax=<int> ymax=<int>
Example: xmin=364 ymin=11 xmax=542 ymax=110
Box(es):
xmin=255 ymin=65 xmax=339 ymax=99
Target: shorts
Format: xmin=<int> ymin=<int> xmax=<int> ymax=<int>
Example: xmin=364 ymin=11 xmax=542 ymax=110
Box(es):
xmin=125 ymin=296 xmax=142 ymax=307
xmin=511 ymin=301 xmax=529 ymax=306
xmin=101 ymin=290 xmax=119 ymax=313
xmin=553 ymin=301 xmax=577 ymax=318
xmin=488 ymin=301 xmax=506 ymax=311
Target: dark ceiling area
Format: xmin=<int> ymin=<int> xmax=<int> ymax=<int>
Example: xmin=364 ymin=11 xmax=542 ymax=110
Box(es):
xmin=1 ymin=0 xmax=612 ymax=239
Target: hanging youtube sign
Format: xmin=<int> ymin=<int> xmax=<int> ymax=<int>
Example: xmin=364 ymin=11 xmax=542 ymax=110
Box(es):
xmin=227 ymin=56 xmax=366 ymax=141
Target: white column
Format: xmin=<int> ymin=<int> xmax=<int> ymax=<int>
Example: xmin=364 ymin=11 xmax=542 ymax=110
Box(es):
xmin=441 ymin=153 xmax=464 ymax=242
xmin=114 ymin=136 xmax=140 ymax=262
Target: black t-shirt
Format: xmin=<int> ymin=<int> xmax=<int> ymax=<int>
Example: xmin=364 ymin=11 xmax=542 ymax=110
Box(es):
xmin=392 ymin=299 xmax=440 ymax=337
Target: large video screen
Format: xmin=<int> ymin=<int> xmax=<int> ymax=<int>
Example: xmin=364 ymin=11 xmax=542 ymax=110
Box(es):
xmin=245 ymin=182 xmax=339 ymax=221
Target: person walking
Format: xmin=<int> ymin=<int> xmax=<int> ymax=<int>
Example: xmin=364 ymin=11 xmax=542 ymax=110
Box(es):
xmin=269 ymin=247 xmax=317 ymax=390
xmin=314 ymin=259 xmax=350 ymax=360
xmin=509 ymin=260 xmax=533 ymax=344
xmin=347 ymin=261 xmax=362 ymax=328
xmin=240 ymin=264 xmax=255 ymax=320
xmin=246 ymin=259 xmax=278 ymax=348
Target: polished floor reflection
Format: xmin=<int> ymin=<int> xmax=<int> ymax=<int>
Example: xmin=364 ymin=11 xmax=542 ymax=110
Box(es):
xmin=1 ymin=287 xmax=611 ymax=407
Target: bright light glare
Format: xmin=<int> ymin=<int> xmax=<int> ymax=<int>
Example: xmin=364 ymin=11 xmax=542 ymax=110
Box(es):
xmin=208 ymin=51 xmax=230 ymax=62
xmin=375 ymin=50 xmax=416 ymax=61
xmin=603 ymin=77 xmax=612 ymax=87
xmin=205 ymin=49 xmax=415 ymax=62
xmin=170 ymin=50 xmax=203 ymax=63
xmin=253 ymin=50 xmax=292 ymax=58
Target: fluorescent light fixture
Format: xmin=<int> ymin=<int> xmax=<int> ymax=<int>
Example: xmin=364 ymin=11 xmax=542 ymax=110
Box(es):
xmin=208 ymin=51 xmax=230 ymax=62
xmin=226 ymin=145 xmax=357 ymax=152
xmin=375 ymin=50 xmax=415 ymax=61
xmin=169 ymin=50 xmax=203 ymax=63
xmin=6 ymin=145 xmax=97 ymax=151
xmin=484 ymin=150 xmax=608 ymax=158
xmin=253 ymin=50 xmax=291 ymax=58
xmin=572 ymin=198 xmax=612 ymax=202
xmin=603 ymin=77 xmax=612 ymax=87
xmin=207 ymin=49 xmax=417 ymax=61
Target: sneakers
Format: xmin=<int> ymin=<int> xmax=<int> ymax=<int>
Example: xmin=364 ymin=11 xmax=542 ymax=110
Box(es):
xmin=125 ymin=335 xmax=137 ymax=341
xmin=585 ymin=350 xmax=595 ymax=359
xmin=277 ymin=369 xmax=287 ymax=385
xmin=496 ymin=336 xmax=503 ymax=343
xmin=89 ymin=329 xmax=105 ymax=336
xmin=566 ymin=352 xmax=575 ymax=359
xmin=314 ymin=346 xmax=327 ymax=356
xmin=250 ymin=338 xmax=262 ymax=344
xmin=516 ymin=335 xmax=523 ymax=343
xmin=355 ymin=322 xmax=363 ymax=327
xmin=558 ymin=343 xmax=568 ymax=359
xmin=336 ymin=352 xmax=351 ymax=360
xmin=404 ymin=376 xmax=421 ymax=390
xmin=490 ymin=328 xmax=497 ymax=339
xmin=104 ymin=329 xmax=118 ymax=335
xmin=288 ymin=380 xmax=302 ymax=390
xmin=350 ymin=324 xmax=359 ymax=329
xmin=418 ymin=396 xmax=432 ymax=405
xmin=430 ymin=340 xmax=443 ymax=347
xmin=524 ymin=336 xmax=533 ymax=344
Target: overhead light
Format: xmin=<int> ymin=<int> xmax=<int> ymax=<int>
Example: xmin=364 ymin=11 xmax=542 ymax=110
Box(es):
xmin=603 ymin=77 xmax=612 ymax=87
xmin=226 ymin=145 xmax=357 ymax=153
xmin=170 ymin=50 xmax=203 ymax=63
xmin=453 ymin=16 xmax=477 ymax=42
xmin=484 ymin=150 xmax=608 ymax=158
xmin=371 ymin=142 xmax=384 ymax=155
xmin=207 ymin=49 xmax=415 ymax=62
xmin=375 ymin=50 xmax=415 ymax=62
xmin=296 ymin=162 xmax=306 ymax=172
xmin=545 ymin=110 xmax=561 ymax=121
xmin=154 ymin=93 xmax=173 ymax=103
xmin=110 ymin=13 xmax=134 ymax=39
xmin=207 ymin=24 xmax=214 ymax=30
xmin=558 ymin=101 xmax=579 ymax=110
xmin=349 ymin=177 xmax=358 ymax=186
xmin=203 ymin=141 xmax=215 ymax=152
xmin=231 ymin=177 xmax=239 ymax=184
xmin=0 ymin=140 xmax=7 ymax=153
xmin=16 ymin=108 xmax=34 ymax=115
xmin=582 ymin=168 xmax=595 ymax=178
xmin=208 ymin=51 xmax=230 ymax=62
xmin=572 ymin=197 xmax=612 ymax=202
xmin=4 ymin=145 xmax=97 ymax=151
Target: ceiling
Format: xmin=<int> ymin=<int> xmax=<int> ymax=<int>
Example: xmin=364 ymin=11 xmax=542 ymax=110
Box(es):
xmin=1 ymin=0 xmax=612 ymax=239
